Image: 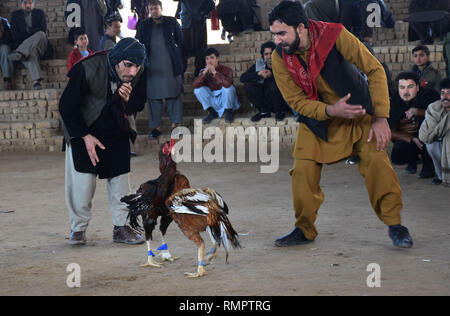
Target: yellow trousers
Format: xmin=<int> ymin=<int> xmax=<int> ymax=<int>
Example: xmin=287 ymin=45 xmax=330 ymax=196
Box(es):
xmin=291 ymin=119 xmax=403 ymax=240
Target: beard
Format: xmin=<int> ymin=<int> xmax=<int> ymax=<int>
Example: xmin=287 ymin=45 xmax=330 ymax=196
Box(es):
xmin=282 ymin=30 xmax=301 ymax=55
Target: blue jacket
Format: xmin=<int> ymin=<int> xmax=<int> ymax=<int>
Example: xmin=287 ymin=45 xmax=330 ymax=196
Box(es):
xmin=136 ymin=16 xmax=184 ymax=76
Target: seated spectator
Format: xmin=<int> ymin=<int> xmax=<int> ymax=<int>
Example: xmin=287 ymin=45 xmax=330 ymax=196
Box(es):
xmin=66 ymin=0 xmax=107 ymax=51
xmin=0 ymin=17 xmax=14 ymax=90
xmin=8 ymin=0 xmax=53 ymax=90
xmin=419 ymin=78 xmax=450 ymax=186
xmin=193 ymin=47 xmax=240 ymax=124
xmin=240 ymin=41 xmax=290 ymax=122
xmin=99 ymin=12 xmax=122 ymax=50
xmin=406 ymin=0 xmax=450 ymax=44
xmin=388 ymin=72 xmax=440 ymax=178
xmin=410 ymin=45 xmax=442 ymax=93
xmin=67 ymin=27 xmax=92 ymax=72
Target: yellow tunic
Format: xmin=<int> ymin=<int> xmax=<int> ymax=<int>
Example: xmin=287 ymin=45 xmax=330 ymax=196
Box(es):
xmin=272 ymin=27 xmax=390 ymax=163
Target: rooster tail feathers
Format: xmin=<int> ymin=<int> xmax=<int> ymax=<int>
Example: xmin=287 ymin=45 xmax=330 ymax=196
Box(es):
xmin=121 ymin=193 xmax=146 ymax=231
xmin=207 ymin=213 xmax=241 ymax=262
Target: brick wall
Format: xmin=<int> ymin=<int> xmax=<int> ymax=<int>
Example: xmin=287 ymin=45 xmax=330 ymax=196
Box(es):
xmin=0 ymin=89 xmax=62 ymax=152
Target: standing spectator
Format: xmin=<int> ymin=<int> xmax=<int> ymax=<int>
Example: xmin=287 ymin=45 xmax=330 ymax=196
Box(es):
xmin=136 ymin=0 xmax=184 ymax=139
xmin=419 ymin=78 xmax=450 ymax=186
xmin=407 ymin=0 xmax=450 ymax=44
xmin=107 ymin=0 xmax=124 ymax=16
xmin=193 ymin=47 xmax=240 ymax=123
xmin=66 ymin=0 xmax=108 ymax=51
xmin=9 ymin=0 xmax=53 ymax=91
xmin=410 ymin=45 xmax=442 ymax=93
xmin=174 ymin=0 xmax=215 ymax=77
xmin=67 ymin=27 xmax=92 ymax=72
xmin=99 ymin=12 xmax=122 ymax=50
xmin=217 ymin=0 xmax=262 ymax=36
xmin=388 ymin=72 xmax=439 ymax=178
xmin=0 ymin=17 xmax=14 ymax=90
xmin=59 ymin=38 xmax=147 ymax=245
xmin=240 ymin=41 xmax=290 ymax=122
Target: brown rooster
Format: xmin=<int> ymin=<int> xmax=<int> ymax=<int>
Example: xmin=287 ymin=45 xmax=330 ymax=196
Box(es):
xmin=121 ymin=139 xmax=190 ymax=267
xmin=166 ymin=188 xmax=241 ymax=278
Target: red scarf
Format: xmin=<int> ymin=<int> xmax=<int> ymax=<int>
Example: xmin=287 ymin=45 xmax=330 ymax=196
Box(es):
xmin=282 ymin=20 xmax=344 ymax=100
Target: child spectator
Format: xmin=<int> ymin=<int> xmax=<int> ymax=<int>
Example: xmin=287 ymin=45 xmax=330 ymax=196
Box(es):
xmin=67 ymin=27 xmax=92 ymax=72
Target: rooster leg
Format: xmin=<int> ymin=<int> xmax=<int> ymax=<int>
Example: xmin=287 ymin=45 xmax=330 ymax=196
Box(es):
xmin=141 ymin=218 xmax=162 ymax=268
xmin=158 ymin=215 xmax=179 ymax=262
xmin=158 ymin=236 xmax=179 ymax=262
xmin=205 ymin=227 xmax=218 ymax=263
xmin=185 ymin=235 xmax=207 ymax=278
xmin=142 ymin=240 xmax=163 ymax=268
xmin=206 ymin=243 xmax=218 ymax=263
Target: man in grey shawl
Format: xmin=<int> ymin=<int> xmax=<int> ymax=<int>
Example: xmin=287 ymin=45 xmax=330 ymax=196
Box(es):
xmin=419 ymin=78 xmax=450 ymax=186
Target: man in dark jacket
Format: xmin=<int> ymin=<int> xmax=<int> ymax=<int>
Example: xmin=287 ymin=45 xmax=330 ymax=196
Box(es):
xmin=137 ymin=0 xmax=184 ymax=139
xmin=240 ymin=41 xmax=290 ymax=122
xmin=59 ymin=38 xmax=147 ymax=246
xmin=388 ymin=72 xmax=440 ymax=178
xmin=8 ymin=0 xmax=53 ymax=90
xmin=0 ymin=17 xmax=14 ymax=90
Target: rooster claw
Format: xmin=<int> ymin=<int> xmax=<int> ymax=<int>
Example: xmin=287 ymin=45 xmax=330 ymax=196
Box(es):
xmin=185 ymin=266 xmax=206 ymax=278
xmin=160 ymin=252 xmax=179 ymax=262
xmin=141 ymin=257 xmax=163 ymax=268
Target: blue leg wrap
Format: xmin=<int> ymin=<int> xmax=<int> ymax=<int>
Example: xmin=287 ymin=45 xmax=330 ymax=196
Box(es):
xmin=148 ymin=250 xmax=155 ymax=257
xmin=157 ymin=243 xmax=168 ymax=251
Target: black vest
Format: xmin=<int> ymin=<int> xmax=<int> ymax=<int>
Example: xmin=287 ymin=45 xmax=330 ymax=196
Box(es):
xmin=276 ymin=45 xmax=374 ymax=141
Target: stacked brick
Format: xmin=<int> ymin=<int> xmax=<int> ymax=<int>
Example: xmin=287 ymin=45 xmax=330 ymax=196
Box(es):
xmin=0 ymin=89 xmax=62 ymax=152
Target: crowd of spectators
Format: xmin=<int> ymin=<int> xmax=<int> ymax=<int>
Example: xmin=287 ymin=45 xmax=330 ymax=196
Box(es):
xmin=0 ymin=0 xmax=449 ymax=186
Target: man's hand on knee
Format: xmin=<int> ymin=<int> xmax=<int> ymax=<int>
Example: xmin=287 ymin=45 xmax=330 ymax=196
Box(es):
xmin=368 ymin=117 xmax=391 ymax=151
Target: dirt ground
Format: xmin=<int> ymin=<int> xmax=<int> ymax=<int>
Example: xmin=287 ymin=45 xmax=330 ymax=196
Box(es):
xmin=0 ymin=149 xmax=449 ymax=296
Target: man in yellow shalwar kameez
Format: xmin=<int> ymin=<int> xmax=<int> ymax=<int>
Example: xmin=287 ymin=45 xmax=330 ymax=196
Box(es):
xmin=269 ymin=1 xmax=413 ymax=248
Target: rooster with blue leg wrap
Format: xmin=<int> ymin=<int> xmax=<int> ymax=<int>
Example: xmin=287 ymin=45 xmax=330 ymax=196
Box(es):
xmin=120 ymin=139 xmax=190 ymax=267
xmin=166 ymin=188 xmax=241 ymax=278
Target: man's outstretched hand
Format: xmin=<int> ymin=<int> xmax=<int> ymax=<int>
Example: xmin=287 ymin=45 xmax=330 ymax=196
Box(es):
xmin=325 ymin=94 xmax=366 ymax=119
xmin=83 ymin=134 xmax=106 ymax=166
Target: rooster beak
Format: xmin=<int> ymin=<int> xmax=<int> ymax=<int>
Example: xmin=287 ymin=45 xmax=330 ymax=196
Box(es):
xmin=169 ymin=139 xmax=176 ymax=155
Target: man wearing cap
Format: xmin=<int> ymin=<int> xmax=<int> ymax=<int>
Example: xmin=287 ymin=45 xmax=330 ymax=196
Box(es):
xmin=59 ymin=38 xmax=147 ymax=246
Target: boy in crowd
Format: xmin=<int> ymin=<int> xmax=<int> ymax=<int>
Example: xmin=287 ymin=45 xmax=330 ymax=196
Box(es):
xmin=67 ymin=27 xmax=92 ymax=72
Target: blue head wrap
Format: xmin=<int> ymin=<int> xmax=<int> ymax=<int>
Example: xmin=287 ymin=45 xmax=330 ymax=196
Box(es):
xmin=107 ymin=37 xmax=146 ymax=82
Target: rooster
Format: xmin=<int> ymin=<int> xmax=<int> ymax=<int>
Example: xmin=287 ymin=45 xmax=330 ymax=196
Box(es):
xmin=120 ymin=139 xmax=190 ymax=267
xmin=166 ymin=188 xmax=241 ymax=278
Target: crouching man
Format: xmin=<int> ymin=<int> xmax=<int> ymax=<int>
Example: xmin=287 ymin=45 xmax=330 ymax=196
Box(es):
xmin=59 ymin=38 xmax=147 ymax=245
